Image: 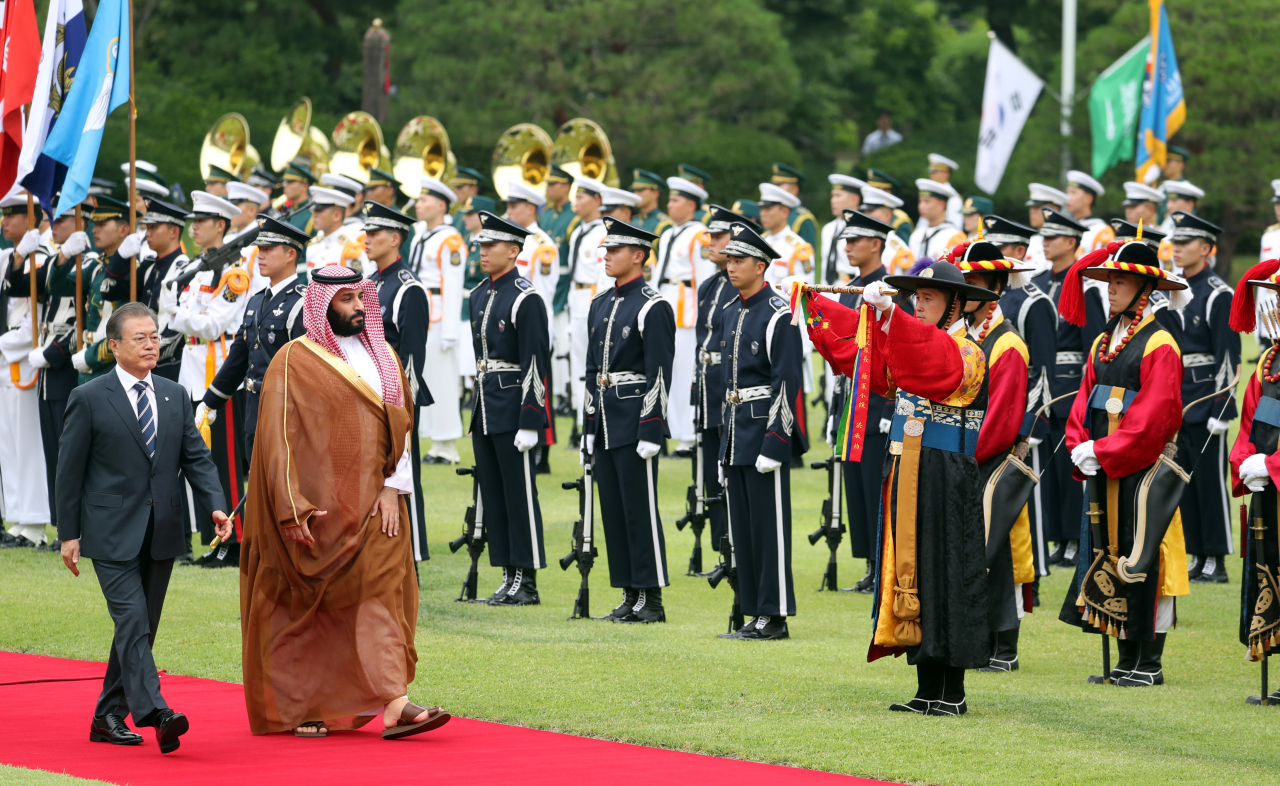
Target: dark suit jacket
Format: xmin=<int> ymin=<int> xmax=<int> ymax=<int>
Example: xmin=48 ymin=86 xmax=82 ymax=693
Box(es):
xmin=56 ymin=370 xmax=223 ymax=561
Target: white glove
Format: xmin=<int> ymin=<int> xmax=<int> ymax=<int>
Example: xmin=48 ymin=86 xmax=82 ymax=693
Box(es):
xmin=513 ymin=428 xmax=538 ymax=453
xmin=195 ymin=402 xmax=217 ymax=426
xmin=27 ymin=347 xmax=49 ymax=369
xmin=717 ymin=463 xmax=725 ymax=486
xmin=878 ymin=417 xmax=892 ymax=434
xmin=584 ymin=434 xmax=595 ymax=455
xmin=755 ymin=454 xmax=782 ymax=474
xmin=1240 ymin=453 xmax=1270 ymax=486
xmin=71 ymin=349 xmax=89 ymax=372
xmin=16 ymin=229 xmax=41 ymax=258
xmin=862 ymin=280 xmax=893 ymax=311
xmin=441 ymin=337 xmax=458 ymax=353
xmin=1026 ymin=436 xmax=1044 ymax=447
xmin=778 ymin=275 xmax=806 ymax=296
xmin=636 ymin=440 xmax=661 ymax=460
xmin=1207 ymin=417 xmax=1231 ymax=436
xmin=1248 ymin=478 xmax=1269 ymax=493
xmin=1071 ymin=440 xmax=1100 ymax=476
xmin=60 ymin=231 xmax=90 ymax=259
xmin=118 ymin=230 xmax=143 ymax=259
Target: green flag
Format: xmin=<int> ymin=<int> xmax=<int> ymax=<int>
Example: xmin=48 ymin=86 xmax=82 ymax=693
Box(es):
xmin=1088 ymin=36 xmax=1150 ymax=178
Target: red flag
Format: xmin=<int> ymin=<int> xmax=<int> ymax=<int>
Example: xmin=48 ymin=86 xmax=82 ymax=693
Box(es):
xmin=0 ymin=0 xmax=40 ymax=196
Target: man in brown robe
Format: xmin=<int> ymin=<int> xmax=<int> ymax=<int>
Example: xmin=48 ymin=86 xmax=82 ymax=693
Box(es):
xmin=222 ymin=263 xmax=449 ymax=739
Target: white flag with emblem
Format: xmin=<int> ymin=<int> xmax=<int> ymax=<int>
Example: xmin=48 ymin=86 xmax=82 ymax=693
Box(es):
xmin=975 ymin=37 xmax=1044 ymax=195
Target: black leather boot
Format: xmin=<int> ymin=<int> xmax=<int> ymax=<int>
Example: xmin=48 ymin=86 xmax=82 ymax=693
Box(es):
xmin=483 ymin=567 xmax=512 ymax=604
xmin=1088 ymin=637 xmax=1139 ymax=683
xmin=927 ymin=666 xmax=968 ymax=715
xmin=1192 ymin=555 xmax=1228 ymax=584
xmin=199 ymin=540 xmax=239 ymax=569
xmin=1058 ymin=540 xmax=1079 ymax=567
xmin=593 ymin=589 xmax=638 ymax=620
xmin=892 ymin=660 xmax=943 ymax=713
xmin=618 ymin=587 xmax=666 ymax=623
xmin=979 ymin=628 xmax=1020 ymax=672
xmin=737 ymin=614 xmax=789 ymax=639
xmin=492 ymin=568 xmax=540 ymax=605
xmin=1116 ymin=633 xmax=1166 ymax=686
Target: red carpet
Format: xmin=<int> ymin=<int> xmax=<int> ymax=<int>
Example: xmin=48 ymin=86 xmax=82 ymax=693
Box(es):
xmin=0 ymin=652 xmax=893 ymax=785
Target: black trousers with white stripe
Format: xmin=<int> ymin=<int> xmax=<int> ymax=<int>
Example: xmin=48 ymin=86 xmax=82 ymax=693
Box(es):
xmin=1177 ymin=421 xmax=1233 ymax=556
xmin=725 ymin=464 xmax=795 ymax=618
xmin=473 ymin=429 xmax=546 ymax=570
xmin=596 ymin=444 xmax=668 ymax=589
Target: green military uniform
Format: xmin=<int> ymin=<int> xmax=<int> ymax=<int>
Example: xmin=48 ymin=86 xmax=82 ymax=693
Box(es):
xmin=677 ymin=163 xmax=713 ymax=225
xmin=962 ymin=196 xmax=994 ymax=240
xmin=75 ymin=255 xmax=116 ymax=383
xmin=629 ymin=168 xmax=673 ymax=274
xmin=449 ymin=167 xmax=487 ymax=231
xmin=204 ymin=164 xmax=237 ymax=191
xmin=731 ymin=199 xmax=763 ymax=232
xmin=867 ymin=168 xmax=913 ymax=243
xmin=771 ymin=163 xmax=818 ymax=247
xmin=540 ymin=164 xmax=578 ymax=316
xmin=281 ymin=161 xmax=315 ymax=236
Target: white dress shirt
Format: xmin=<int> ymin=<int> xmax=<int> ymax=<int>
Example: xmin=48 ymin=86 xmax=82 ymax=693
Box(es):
xmin=115 ymin=364 xmax=159 ymax=438
xmin=336 ymin=334 xmax=412 ymax=493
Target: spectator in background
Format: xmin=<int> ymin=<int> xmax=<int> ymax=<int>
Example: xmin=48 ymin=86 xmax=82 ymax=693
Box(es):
xmin=861 ymin=112 xmax=904 ymax=156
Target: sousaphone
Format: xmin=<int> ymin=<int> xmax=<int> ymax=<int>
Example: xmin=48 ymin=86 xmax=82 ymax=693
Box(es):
xmin=393 ymin=116 xmax=455 ymax=198
xmin=492 ymin=123 xmax=553 ymax=199
xmin=271 ymin=97 xmax=331 ymax=177
xmin=200 ymin=113 xmax=259 ymax=179
xmin=329 ymin=111 xmax=392 ymax=184
xmin=551 ymin=118 xmax=618 ymax=190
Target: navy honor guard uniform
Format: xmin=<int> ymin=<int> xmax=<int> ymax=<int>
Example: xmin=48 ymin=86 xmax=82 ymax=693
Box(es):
xmin=719 ymin=222 xmax=808 ymax=640
xmin=468 ymin=212 xmax=553 ymax=606
xmin=584 ymin=218 xmax=676 ymax=623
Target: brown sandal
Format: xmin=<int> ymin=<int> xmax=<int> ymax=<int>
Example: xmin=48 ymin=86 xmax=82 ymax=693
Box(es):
xmin=382 ymin=702 xmax=450 ymax=740
xmin=294 ymin=721 xmax=329 ymax=738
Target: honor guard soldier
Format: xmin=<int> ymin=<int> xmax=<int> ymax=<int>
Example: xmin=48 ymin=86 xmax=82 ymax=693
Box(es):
xmin=1058 ymin=238 xmax=1191 ymax=687
xmin=71 ymin=196 xmax=135 ymax=383
xmin=866 ymin=169 xmax=913 ymax=242
xmin=203 ymin=165 xmax=236 ymax=198
xmin=1159 ymin=181 xmax=1205 ymax=266
xmin=801 ymin=259 xmax=995 ymax=714
xmin=304 ymin=186 xmax=373 ymax=278
xmin=226 ymin=182 xmax=270 ymax=293
xmin=565 ymin=177 xmax=607 ymax=430
xmin=956 ymin=243 xmax=1037 ymax=671
xmin=458 ymin=196 xmax=495 ymax=385
xmin=652 ymin=176 xmax=710 ymax=454
xmin=468 ymin=212 xmax=553 ymax=604
xmin=365 ymin=201 xmax=434 ymax=560
xmin=860 ymin=186 xmax=914 ymax=275
xmin=757 ymin=183 xmax=816 ymax=291
xmin=1226 ymin=261 xmax=1280 ymax=704
xmin=926 ymin=154 xmax=964 ymax=229
xmin=1025 ymin=183 xmax=1070 ymax=271
xmin=630 ymin=169 xmax=673 ymax=237
xmin=987 ymin=215 xmax=1058 ymax=579
xmin=365 ymin=168 xmax=412 ymax=262
xmin=770 ymin=164 xmax=818 ymax=247
xmin=169 ymin=192 xmax=252 ymax=567
xmin=962 ymin=197 xmax=993 ymax=240
xmin=720 ymin=224 xmax=807 ymax=640
xmin=1168 ymin=212 xmax=1238 ymax=583
xmin=409 ymin=176 xmax=465 ymax=465
xmin=676 ymin=164 xmax=714 ymax=224
xmin=107 ymin=197 xmax=189 ymax=381
xmin=910 ymin=179 xmax=966 ymax=260
xmin=1065 ymin=171 xmax=1114 ymax=255
xmin=539 ymin=164 xmax=576 ymax=410
xmin=508 ymin=183 xmax=560 ymax=323
xmin=827 ymin=209 xmax=896 ymax=593
xmin=1032 ymin=208 xmax=1100 ymax=567
xmin=196 ymin=216 xmax=308 ymax=564
xmin=820 ymin=175 xmax=865 ymax=285
xmin=320 ymin=172 xmax=367 ymax=221
xmin=693 ymin=206 xmax=744 ymax=564
xmin=449 ymin=167 xmax=487 ymax=227
xmin=279 ymin=161 xmax=316 ymax=235
xmin=600 ymin=186 xmax=641 ymax=226
xmin=582 ymin=218 xmax=675 ymax=622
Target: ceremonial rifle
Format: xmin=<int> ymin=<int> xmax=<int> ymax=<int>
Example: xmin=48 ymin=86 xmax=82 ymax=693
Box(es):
xmin=706 ymin=501 xmax=745 ymax=634
xmin=559 ymin=451 xmax=597 ymax=619
xmin=171 ymin=200 xmax=314 ymax=292
xmin=449 ymin=466 xmax=486 ymax=602
xmin=807 ymin=454 xmax=845 ymax=591
xmin=676 ymin=415 xmax=713 ymax=576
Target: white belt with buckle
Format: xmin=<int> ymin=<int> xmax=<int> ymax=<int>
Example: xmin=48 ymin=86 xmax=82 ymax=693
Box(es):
xmin=598 ymin=371 xmax=646 ymax=388
xmin=726 ymin=385 xmax=770 ymax=404
xmin=478 ymin=359 xmax=520 ymax=374
xmin=1056 ymin=351 xmax=1085 ymax=365
xmin=700 ymin=350 xmax=722 ymax=366
xmin=1183 ymin=352 xmax=1214 ymax=368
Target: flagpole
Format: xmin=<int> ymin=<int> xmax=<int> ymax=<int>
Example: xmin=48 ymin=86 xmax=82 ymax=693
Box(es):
xmin=1061 ymin=0 xmax=1077 ymax=184
xmin=74 ymin=204 xmax=83 ymax=352
xmin=127 ymin=0 xmax=137 ymax=302
xmin=26 ymin=191 xmax=37 ymax=350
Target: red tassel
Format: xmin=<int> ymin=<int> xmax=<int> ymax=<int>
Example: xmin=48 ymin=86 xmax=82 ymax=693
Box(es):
xmin=1105 ymin=241 xmax=1122 ymax=256
xmin=946 ymin=242 xmax=970 ymax=264
xmin=1058 ymin=248 xmax=1111 ymax=327
xmin=1229 ymin=258 xmax=1280 ymax=332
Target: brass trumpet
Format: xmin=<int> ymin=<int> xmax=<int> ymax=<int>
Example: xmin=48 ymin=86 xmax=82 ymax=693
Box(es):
xmin=492 ymin=123 xmax=553 ymax=200
xmin=329 ymin=111 xmax=391 ymax=184
xmin=199 ymin=113 xmax=259 ymax=180
xmin=551 ymin=118 xmax=618 ymax=188
xmin=270 ymin=97 xmax=331 ymax=177
xmin=393 ymin=116 xmax=455 ymax=198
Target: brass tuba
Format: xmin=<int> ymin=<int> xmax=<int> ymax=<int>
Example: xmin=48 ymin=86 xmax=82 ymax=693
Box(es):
xmin=551 ymin=118 xmax=618 ymax=188
xmin=393 ymin=116 xmax=455 ymax=198
xmin=329 ymin=111 xmax=392 ymax=183
xmin=271 ymin=97 xmax=331 ymax=177
xmin=200 ymin=113 xmax=254 ymax=179
xmin=491 ymin=123 xmax=553 ymax=199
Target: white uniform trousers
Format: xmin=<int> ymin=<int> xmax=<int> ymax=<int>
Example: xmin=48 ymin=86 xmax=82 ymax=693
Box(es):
xmin=419 ymin=327 xmax=463 ymax=442
xmin=0 ymin=358 xmax=50 ymax=529
xmin=553 ymin=309 xmax=571 ymax=405
xmin=668 ymin=325 xmax=696 ymax=443
xmin=568 ymin=286 xmax=593 ymax=426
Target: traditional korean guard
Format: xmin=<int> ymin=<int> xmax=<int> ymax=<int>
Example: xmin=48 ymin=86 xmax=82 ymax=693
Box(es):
xmin=799 ymin=259 xmax=996 ymax=715
xmin=1057 ymin=238 xmax=1191 ymax=687
xmin=583 ymin=218 xmax=675 ymax=623
xmin=718 ymin=223 xmax=807 ymax=640
xmin=467 ymin=212 xmax=553 ymax=605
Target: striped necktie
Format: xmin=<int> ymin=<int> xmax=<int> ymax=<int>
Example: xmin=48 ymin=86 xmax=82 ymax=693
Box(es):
xmin=134 ymin=381 xmax=156 ymax=459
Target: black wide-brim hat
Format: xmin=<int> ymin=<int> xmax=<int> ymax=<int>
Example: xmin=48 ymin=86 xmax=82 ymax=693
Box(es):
xmin=884 ymin=260 xmax=999 ymax=302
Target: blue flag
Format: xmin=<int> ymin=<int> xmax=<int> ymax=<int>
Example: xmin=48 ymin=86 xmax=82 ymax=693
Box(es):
xmin=41 ymin=0 xmax=129 ymax=218
xmin=1135 ymin=0 xmax=1185 ymax=182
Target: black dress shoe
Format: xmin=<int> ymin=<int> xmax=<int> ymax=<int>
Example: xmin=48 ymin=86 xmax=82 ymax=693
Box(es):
xmin=888 ymin=698 xmax=931 ymax=713
xmin=138 ymin=708 xmax=189 ymax=754
xmin=90 ymin=714 xmax=143 ymax=745
xmin=737 ymin=615 xmax=789 ymax=640
xmin=1246 ymin=689 xmax=1280 ymax=706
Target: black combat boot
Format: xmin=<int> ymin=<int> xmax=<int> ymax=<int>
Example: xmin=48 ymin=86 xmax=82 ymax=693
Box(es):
xmin=618 ymin=588 xmax=666 ymax=623
xmin=979 ymin=628 xmax=1020 ymax=672
xmin=1116 ymin=633 xmax=1166 ymax=686
xmin=483 ymin=567 xmax=512 ymax=604
xmin=200 ymin=541 xmax=239 ymax=568
xmin=1192 ymin=555 xmax=1228 ymax=584
xmin=1186 ymin=554 xmax=1204 ymax=579
xmin=841 ymin=560 xmax=876 ymax=593
xmin=1058 ymin=540 xmax=1079 ymax=568
xmin=717 ymin=616 xmax=759 ymax=639
xmin=593 ymin=589 xmax=638 ymax=620
xmin=737 ymin=614 xmax=789 ymax=640
xmin=1048 ymin=541 xmax=1066 ymax=565
xmin=493 ymin=568 xmax=540 ymax=606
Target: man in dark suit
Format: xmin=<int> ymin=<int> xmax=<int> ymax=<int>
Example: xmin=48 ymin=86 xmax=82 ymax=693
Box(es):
xmin=56 ymin=302 xmax=227 ymax=754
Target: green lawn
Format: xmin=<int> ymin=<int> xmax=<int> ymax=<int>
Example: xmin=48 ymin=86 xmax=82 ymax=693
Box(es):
xmin=3 ymin=383 xmax=1279 ymax=786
